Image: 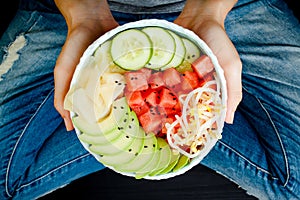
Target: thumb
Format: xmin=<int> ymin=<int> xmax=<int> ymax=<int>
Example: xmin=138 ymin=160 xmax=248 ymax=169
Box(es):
xmin=223 ymin=61 xmax=243 ymax=124
xmin=54 ymin=29 xmax=98 ymax=131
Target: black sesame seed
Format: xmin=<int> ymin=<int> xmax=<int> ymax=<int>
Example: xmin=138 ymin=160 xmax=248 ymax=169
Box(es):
xmin=144 ymin=145 xmax=148 ymax=148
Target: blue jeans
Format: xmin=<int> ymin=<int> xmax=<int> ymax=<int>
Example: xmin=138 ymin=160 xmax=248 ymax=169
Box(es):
xmin=0 ymin=0 xmax=299 ymax=199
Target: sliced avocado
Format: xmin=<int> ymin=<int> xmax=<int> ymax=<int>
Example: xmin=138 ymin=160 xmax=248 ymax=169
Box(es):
xmin=96 ymin=115 xmax=146 ymax=166
xmin=159 ymin=151 xmax=180 ymax=175
xmin=77 ymin=130 xmax=121 ymax=145
xmin=89 ymin=111 xmax=139 ymax=155
xmin=76 ymin=103 xmax=131 ymax=144
xmin=72 ymin=115 xmax=103 ymax=135
xmin=97 ymin=97 xmax=130 ymax=134
xmin=135 ymin=149 xmax=160 ymax=179
xmin=172 ymin=155 xmax=190 ymax=172
xmin=114 ymin=133 xmax=157 ymax=173
xmin=73 ymin=97 xmax=130 ymax=136
xmin=149 ymin=138 xmax=172 ymax=176
xmin=135 ymin=137 xmax=172 ymax=179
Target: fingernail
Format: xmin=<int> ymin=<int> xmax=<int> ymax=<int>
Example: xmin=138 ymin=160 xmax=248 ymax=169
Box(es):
xmin=226 ymin=110 xmax=235 ymax=124
xmin=64 ymin=118 xmax=73 ymax=131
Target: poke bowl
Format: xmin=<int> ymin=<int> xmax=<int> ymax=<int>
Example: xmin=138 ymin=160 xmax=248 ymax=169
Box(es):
xmin=64 ymin=19 xmax=227 ymax=180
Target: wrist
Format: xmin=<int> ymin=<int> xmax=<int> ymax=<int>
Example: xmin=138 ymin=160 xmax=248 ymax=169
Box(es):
xmin=55 ymin=0 xmax=118 ymax=37
xmin=176 ymin=0 xmax=237 ymax=28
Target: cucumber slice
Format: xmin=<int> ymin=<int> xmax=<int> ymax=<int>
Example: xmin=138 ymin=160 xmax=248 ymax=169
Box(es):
xmin=111 ymin=29 xmax=152 ymax=70
xmin=182 ymin=38 xmax=201 ymax=63
xmin=162 ymin=31 xmax=186 ymax=69
xmin=93 ymin=40 xmax=113 ymax=72
xmin=142 ymin=27 xmax=175 ymax=69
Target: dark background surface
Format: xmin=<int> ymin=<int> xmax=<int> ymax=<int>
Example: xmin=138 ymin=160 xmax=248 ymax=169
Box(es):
xmin=1 ymin=1 xmax=299 ymax=199
xmin=38 ymin=165 xmax=258 ymax=200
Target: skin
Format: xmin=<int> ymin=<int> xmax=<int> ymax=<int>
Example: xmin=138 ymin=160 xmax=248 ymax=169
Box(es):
xmin=54 ymin=0 xmax=242 ymax=131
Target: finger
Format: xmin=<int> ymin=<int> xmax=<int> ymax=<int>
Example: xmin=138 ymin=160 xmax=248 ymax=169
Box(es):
xmin=223 ymin=62 xmax=243 ymax=124
xmin=54 ymin=30 xmax=96 ymax=131
xmin=54 ymin=64 xmax=74 ymax=131
xmin=203 ymin=27 xmax=243 ymax=124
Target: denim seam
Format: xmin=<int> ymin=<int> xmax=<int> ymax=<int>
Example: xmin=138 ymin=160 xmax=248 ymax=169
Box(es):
xmin=256 ymin=97 xmax=290 ymax=187
xmin=219 ymin=140 xmax=278 ymax=179
xmin=5 ymin=88 xmax=54 ymax=198
xmin=243 ymin=87 xmax=290 ymax=187
xmin=27 ymin=12 xmax=42 ymax=33
xmin=263 ymin=0 xmax=285 ymax=15
xmin=15 ymin=153 xmax=91 ymax=193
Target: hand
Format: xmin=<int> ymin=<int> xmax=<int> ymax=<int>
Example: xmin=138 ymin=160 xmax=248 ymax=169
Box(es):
xmin=174 ymin=0 xmax=242 ymax=124
xmin=53 ymin=0 xmax=118 ymax=131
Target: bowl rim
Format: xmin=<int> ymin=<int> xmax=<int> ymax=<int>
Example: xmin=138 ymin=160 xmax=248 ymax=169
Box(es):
xmin=70 ymin=19 xmax=227 ymax=180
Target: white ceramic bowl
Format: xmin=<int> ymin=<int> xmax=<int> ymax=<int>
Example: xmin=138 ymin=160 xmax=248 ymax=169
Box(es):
xmin=69 ymin=19 xmax=227 ymax=180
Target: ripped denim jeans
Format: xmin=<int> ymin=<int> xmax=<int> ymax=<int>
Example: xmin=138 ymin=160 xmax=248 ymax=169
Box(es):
xmin=0 ymin=0 xmax=299 ymax=199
